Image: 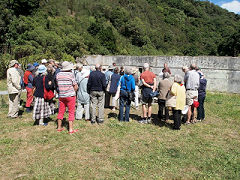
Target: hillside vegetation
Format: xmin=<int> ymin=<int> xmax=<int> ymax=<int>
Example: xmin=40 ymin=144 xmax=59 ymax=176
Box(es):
xmin=0 ymin=0 xmax=240 ymax=77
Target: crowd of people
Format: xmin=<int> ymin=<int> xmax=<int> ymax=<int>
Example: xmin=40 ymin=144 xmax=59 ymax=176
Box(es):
xmin=6 ymin=58 xmax=207 ymax=133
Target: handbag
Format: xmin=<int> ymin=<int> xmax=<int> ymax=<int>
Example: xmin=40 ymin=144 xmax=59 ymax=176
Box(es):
xmin=165 ymin=91 xmax=176 ymax=107
xmin=43 ymin=76 xmax=55 ymax=100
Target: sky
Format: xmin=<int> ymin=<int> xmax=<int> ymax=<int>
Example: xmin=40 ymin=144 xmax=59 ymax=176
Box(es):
xmin=209 ymin=0 xmax=240 ymax=14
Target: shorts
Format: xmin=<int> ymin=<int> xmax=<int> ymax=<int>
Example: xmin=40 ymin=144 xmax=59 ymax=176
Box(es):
xmin=186 ymin=90 xmax=198 ymax=106
xmin=141 ymin=96 xmax=153 ymax=105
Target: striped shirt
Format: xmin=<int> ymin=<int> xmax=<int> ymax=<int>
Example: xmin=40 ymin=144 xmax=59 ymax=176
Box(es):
xmin=56 ymin=71 xmax=77 ymax=98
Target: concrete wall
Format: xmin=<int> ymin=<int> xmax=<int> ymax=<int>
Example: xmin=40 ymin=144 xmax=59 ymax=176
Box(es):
xmin=85 ymin=55 xmax=240 ymax=93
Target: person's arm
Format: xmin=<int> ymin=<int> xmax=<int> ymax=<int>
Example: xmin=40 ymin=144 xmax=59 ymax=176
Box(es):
xmin=102 ymin=73 xmax=107 ymax=90
xmin=170 ymin=83 xmax=177 ymax=96
xmin=73 ymin=84 xmax=78 ymax=92
xmin=131 ymin=77 xmax=135 ymax=91
xmin=12 ymin=70 xmax=21 ymax=90
xmin=153 ymin=77 xmax=157 ymax=92
xmin=142 ymin=79 xmax=152 ymax=88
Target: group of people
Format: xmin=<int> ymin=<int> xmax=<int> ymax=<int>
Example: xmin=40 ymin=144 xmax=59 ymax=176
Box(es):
xmin=6 ymin=58 xmax=207 ymax=133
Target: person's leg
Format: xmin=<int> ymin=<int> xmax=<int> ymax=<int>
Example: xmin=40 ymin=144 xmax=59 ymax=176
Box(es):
xmin=26 ymin=87 xmax=33 ymax=109
xmin=8 ymin=94 xmax=14 ymax=117
xmin=165 ymin=105 xmax=170 ymax=121
xmin=69 ymin=120 xmax=73 ymax=132
xmin=57 ymin=98 xmax=66 ymax=130
xmin=67 ymin=96 xmax=76 ymax=122
xmin=202 ymin=96 xmax=205 ymax=120
xmin=98 ymin=91 xmax=105 ymax=122
xmin=134 ymin=86 xmax=139 ymax=108
xmin=197 ymin=96 xmax=204 ymax=120
xmin=119 ymin=94 xmax=124 ymax=121
xmin=173 ymin=110 xmax=181 ymax=130
xmin=76 ymin=102 xmax=83 ymax=120
xmin=104 ymin=91 xmax=110 ymax=108
xmin=10 ymin=93 xmax=19 ymax=118
xmin=142 ymin=104 xmax=147 ymax=118
xmin=111 ymin=93 xmax=116 ymax=110
xmin=125 ymin=98 xmax=131 ymax=122
xmin=187 ymin=106 xmax=192 ymax=124
xmin=158 ymin=99 xmax=164 ymax=119
xmin=84 ymin=103 xmax=90 ymax=120
xmin=90 ymin=91 xmax=97 ymax=123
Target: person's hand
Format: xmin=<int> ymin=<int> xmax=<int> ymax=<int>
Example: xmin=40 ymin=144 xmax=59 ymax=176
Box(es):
xmin=48 ymin=81 xmax=52 ymax=85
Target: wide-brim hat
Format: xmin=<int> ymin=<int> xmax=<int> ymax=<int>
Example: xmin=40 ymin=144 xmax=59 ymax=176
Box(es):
xmin=41 ymin=59 xmax=48 ymax=64
xmin=37 ymin=65 xmax=47 ymax=73
xmin=26 ymin=64 xmax=35 ymax=71
xmin=81 ymin=68 xmax=90 ymax=78
xmin=33 ymin=62 xmax=39 ymax=67
xmin=108 ymin=65 xmax=114 ymax=70
xmin=9 ymin=60 xmax=19 ymax=67
xmin=61 ymin=61 xmax=74 ymax=71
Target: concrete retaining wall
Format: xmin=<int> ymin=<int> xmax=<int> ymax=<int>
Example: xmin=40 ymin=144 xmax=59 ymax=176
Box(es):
xmin=85 ymin=55 xmax=240 ymax=93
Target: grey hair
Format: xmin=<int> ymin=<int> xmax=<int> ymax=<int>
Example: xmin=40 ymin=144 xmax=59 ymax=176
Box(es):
xmin=95 ymin=63 xmax=101 ymax=70
xmin=163 ymin=72 xmax=170 ymax=79
xmin=76 ymin=63 xmax=83 ymax=69
xmin=143 ymin=63 xmax=149 ymax=70
xmin=174 ymin=74 xmax=183 ymax=83
xmin=125 ymin=67 xmax=132 ymax=75
xmin=190 ymin=64 xmax=197 ymax=70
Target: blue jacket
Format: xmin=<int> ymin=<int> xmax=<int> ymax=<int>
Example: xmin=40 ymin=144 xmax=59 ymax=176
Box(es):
xmin=87 ymin=70 xmax=106 ymax=93
xmin=109 ymin=73 xmax=121 ymax=94
xmin=120 ymin=74 xmax=135 ymax=92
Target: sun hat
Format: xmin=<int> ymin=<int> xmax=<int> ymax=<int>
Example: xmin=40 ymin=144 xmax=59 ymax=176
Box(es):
xmin=108 ymin=65 xmax=114 ymax=70
xmin=61 ymin=61 xmax=74 ymax=71
xmin=9 ymin=60 xmax=19 ymax=67
xmin=33 ymin=62 xmax=39 ymax=67
xmin=26 ymin=64 xmax=35 ymax=71
xmin=37 ymin=65 xmax=47 ymax=73
xmin=41 ymin=59 xmax=48 ymax=64
xmin=80 ymin=68 xmax=90 ymax=78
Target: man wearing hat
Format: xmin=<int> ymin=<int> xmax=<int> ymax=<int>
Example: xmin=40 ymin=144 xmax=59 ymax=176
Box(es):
xmin=7 ymin=60 xmax=22 ymax=118
xmin=41 ymin=59 xmax=48 ymax=65
xmin=24 ymin=64 xmax=35 ymax=112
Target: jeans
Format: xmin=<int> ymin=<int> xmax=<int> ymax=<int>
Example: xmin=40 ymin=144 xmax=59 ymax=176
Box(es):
xmin=119 ymin=90 xmax=131 ymax=122
xmin=173 ymin=109 xmax=181 ymax=129
xmin=158 ymin=99 xmax=169 ymax=120
xmin=197 ymin=95 xmax=205 ymax=120
xmin=90 ymin=91 xmax=105 ymax=122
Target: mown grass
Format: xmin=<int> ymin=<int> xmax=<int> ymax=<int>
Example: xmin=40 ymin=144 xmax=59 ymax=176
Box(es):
xmin=0 ymin=92 xmax=239 ymax=179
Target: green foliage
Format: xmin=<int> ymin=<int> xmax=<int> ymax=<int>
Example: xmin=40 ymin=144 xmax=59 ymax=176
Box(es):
xmin=0 ymin=0 xmax=239 ymax=75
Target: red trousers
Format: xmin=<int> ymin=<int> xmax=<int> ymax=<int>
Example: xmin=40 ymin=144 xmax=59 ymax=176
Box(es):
xmin=57 ymin=96 xmax=76 ymax=121
xmin=26 ymin=87 xmax=33 ymax=108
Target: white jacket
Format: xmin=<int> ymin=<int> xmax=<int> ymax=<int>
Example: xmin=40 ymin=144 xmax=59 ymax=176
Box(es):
xmin=7 ymin=67 xmax=21 ymax=94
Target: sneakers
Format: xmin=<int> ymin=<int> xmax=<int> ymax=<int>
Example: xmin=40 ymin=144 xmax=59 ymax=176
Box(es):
xmin=138 ymin=118 xmax=148 ymax=124
xmin=147 ymin=117 xmax=152 ymax=124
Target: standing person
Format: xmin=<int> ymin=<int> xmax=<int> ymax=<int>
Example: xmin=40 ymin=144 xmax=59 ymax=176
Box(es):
xmin=32 ymin=62 xmax=39 ymax=76
xmin=24 ymin=64 xmax=35 ymax=113
xmin=56 ymin=61 xmax=78 ymax=134
xmin=104 ymin=65 xmax=114 ymax=108
xmin=197 ymin=72 xmax=207 ymax=121
xmin=87 ymin=64 xmax=106 ymax=124
xmin=184 ymin=64 xmax=200 ymax=124
xmin=120 ymin=66 xmax=124 ymax=76
xmin=170 ymin=75 xmax=186 ymax=130
xmin=162 ymin=63 xmax=171 ymax=74
xmin=45 ymin=64 xmax=56 ymax=114
xmin=157 ymin=72 xmax=172 ymax=121
xmin=76 ymin=68 xmax=90 ymax=121
xmin=32 ymin=65 xmax=53 ymax=125
xmin=108 ymin=67 xmax=121 ymax=111
xmin=7 ymin=60 xmax=22 ymax=118
xmin=139 ymin=63 xmax=156 ymax=124
xmin=132 ymin=67 xmax=140 ymax=109
xmin=118 ymin=67 xmax=135 ymax=122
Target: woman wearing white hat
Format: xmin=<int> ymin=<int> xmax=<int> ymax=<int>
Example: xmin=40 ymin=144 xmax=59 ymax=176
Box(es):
xmin=56 ymin=61 xmax=78 ymax=134
xmin=76 ymin=68 xmax=90 ymax=120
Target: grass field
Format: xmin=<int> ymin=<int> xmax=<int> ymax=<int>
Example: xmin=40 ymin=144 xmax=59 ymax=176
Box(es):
xmin=0 ymin=87 xmax=239 ymax=179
